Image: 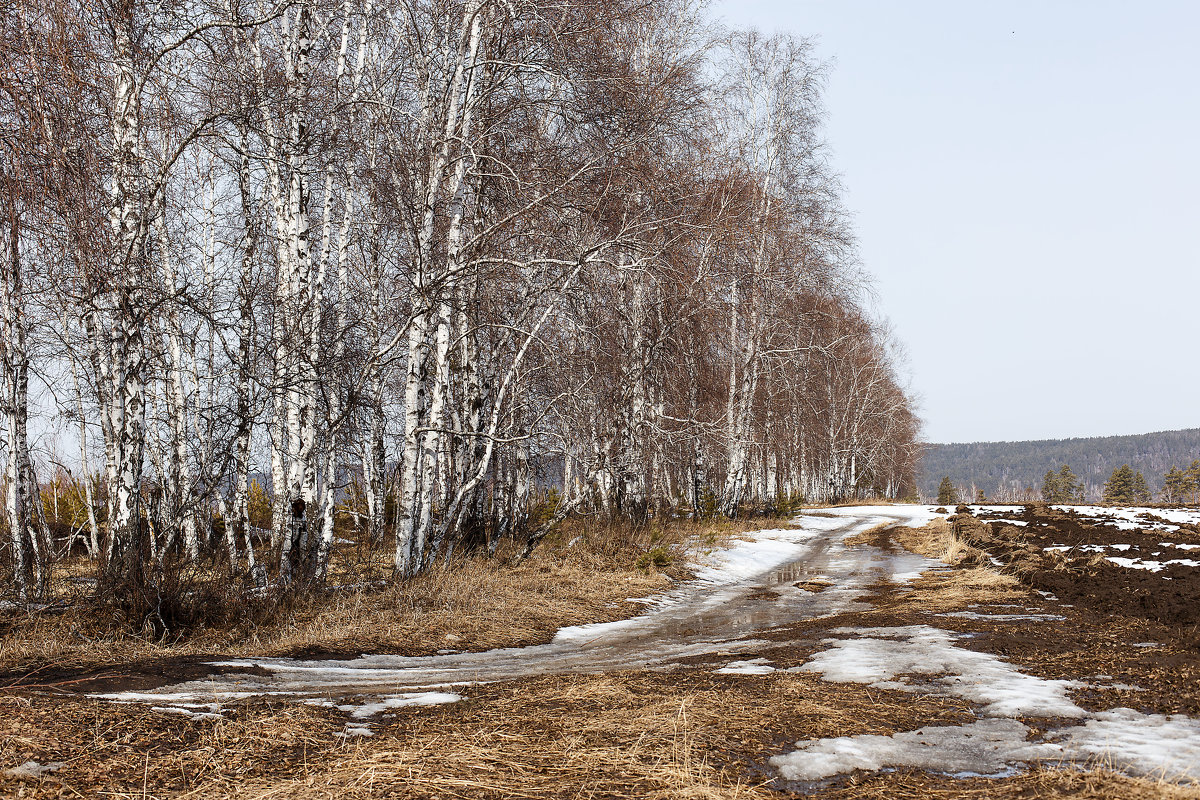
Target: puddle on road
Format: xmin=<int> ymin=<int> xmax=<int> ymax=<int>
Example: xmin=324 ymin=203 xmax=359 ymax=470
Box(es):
xmin=94 ymin=510 xmax=944 ymax=705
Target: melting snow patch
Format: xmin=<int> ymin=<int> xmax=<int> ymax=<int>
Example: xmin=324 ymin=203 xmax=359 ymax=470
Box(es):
xmin=92 ymin=690 xmax=262 ymax=704
xmin=1058 ymin=709 xmax=1200 ymax=780
xmin=335 ymin=724 xmax=374 ymax=738
xmin=770 ymin=719 xmax=1061 ymax=781
xmin=4 ymin=761 xmax=64 ymax=779
xmin=150 ymin=703 xmax=225 ymax=721
xmin=1104 ymin=557 xmax=1200 ymax=571
xmin=715 ymin=658 xmax=775 ymax=675
xmin=337 ymin=691 xmax=461 ymax=719
xmin=936 ymin=611 xmax=1065 ymax=622
xmin=798 ymin=626 xmax=1084 ymax=718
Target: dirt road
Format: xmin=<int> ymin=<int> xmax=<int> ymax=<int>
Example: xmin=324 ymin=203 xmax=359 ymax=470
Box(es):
xmin=99 ymin=508 xmax=940 ymax=703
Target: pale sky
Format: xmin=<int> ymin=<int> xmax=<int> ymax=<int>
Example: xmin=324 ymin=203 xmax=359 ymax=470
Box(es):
xmin=713 ymin=0 xmax=1200 ymax=444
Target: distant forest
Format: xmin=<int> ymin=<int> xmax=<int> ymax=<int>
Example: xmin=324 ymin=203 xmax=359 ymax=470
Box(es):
xmin=919 ymin=429 xmax=1200 ymax=502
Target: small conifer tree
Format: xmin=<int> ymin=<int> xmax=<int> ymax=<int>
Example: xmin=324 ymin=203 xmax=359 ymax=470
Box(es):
xmin=1042 ymin=465 xmax=1083 ymax=503
xmin=1187 ymin=460 xmax=1200 ymax=503
xmin=1103 ymin=464 xmax=1136 ymax=504
xmin=1163 ymin=466 xmax=1189 ymax=503
xmin=1131 ymin=470 xmax=1151 ymax=503
xmin=1041 ymin=470 xmax=1059 ymax=502
xmin=1057 ymin=464 xmax=1084 ymax=502
xmin=937 ymin=476 xmax=958 ymax=505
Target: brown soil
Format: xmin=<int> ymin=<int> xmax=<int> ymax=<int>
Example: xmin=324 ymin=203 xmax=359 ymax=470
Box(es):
xmin=963 ymin=506 xmax=1200 ymax=636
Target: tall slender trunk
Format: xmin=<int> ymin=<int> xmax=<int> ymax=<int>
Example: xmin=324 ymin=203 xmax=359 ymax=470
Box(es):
xmin=106 ymin=11 xmax=149 ymax=583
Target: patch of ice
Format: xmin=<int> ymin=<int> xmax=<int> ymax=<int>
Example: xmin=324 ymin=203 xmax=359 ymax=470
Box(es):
xmin=937 ymin=611 xmax=1065 ymax=622
xmin=1047 ymin=544 xmax=1132 ymax=554
xmin=1059 ymin=708 xmax=1200 ymax=779
xmin=335 ymin=724 xmax=374 ymax=738
xmin=773 ymin=710 xmax=1200 ymax=782
xmin=150 ymin=703 xmax=225 ymax=721
xmin=770 ymin=719 xmax=1061 ymax=781
xmin=966 ymin=505 xmax=1028 ymax=514
xmin=715 ymin=658 xmax=776 ymax=675
xmin=798 ymin=625 xmax=1084 ymax=718
xmin=4 ymin=761 xmax=65 ymax=779
xmin=1103 ymin=557 xmax=1199 ymax=571
xmin=337 ymin=691 xmax=462 ymax=719
xmin=94 ymin=690 xmax=263 ymax=703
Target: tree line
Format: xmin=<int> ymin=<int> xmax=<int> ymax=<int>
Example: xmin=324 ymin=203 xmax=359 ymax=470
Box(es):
xmin=0 ymin=0 xmax=919 ymax=602
xmin=937 ymin=459 xmax=1200 ymax=506
xmin=920 ymin=429 xmax=1200 ymax=501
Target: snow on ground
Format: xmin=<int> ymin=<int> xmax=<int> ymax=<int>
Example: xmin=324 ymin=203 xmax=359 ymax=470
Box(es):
xmin=963 ymin=504 xmax=1200 ymax=534
xmin=4 ymin=761 xmax=65 ymax=779
xmin=772 ymin=711 xmax=1200 ymax=782
xmin=774 ymin=625 xmax=1200 ymax=783
xmin=1105 ymin=557 xmax=1200 ymax=572
xmin=771 ymin=719 xmax=1059 ymax=781
xmin=821 ymin=505 xmax=948 ymax=529
xmin=687 ymin=527 xmax=826 ymax=586
xmin=335 ymin=724 xmax=375 ymax=738
xmin=337 ymin=692 xmax=462 ymax=719
xmin=797 ymin=625 xmax=1084 ymax=718
xmin=936 ymin=611 xmax=1065 ymax=622
xmin=1063 ymin=708 xmax=1200 ymax=779
xmin=1045 ymin=544 xmax=1132 ymax=553
xmin=149 ymin=703 xmax=225 ymax=721
xmin=1049 ymin=505 xmax=1200 ymax=533
xmin=714 ymin=658 xmax=776 ymax=675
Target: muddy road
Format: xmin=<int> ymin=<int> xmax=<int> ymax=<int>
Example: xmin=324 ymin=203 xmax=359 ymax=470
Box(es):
xmin=102 ymin=508 xmax=939 ymax=703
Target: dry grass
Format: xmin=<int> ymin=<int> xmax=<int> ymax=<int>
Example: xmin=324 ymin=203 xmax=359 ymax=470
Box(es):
xmin=8 ymin=662 xmax=1193 ymax=799
xmin=892 ymin=518 xmax=981 ymax=566
xmin=0 ymin=664 xmax=979 ymax=799
xmin=816 ymin=765 xmax=1200 ymax=799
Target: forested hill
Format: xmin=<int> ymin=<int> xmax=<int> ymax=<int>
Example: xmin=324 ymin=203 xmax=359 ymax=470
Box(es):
xmin=920 ymin=429 xmax=1200 ymax=501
